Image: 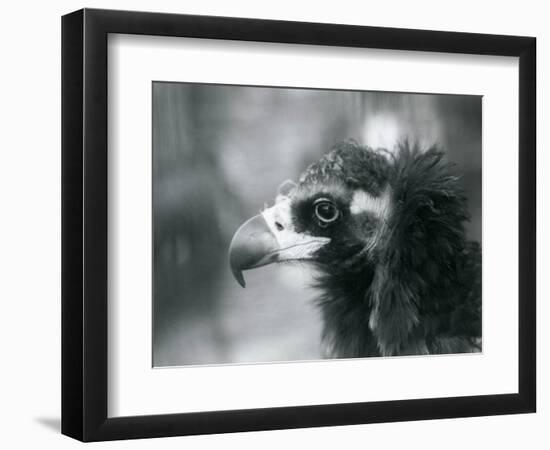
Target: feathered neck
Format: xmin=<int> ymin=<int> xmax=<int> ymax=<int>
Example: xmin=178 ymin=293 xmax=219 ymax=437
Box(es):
xmin=314 ymin=260 xmax=379 ymax=357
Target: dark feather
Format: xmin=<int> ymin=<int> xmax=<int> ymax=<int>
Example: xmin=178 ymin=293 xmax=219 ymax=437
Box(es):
xmin=313 ymin=141 xmax=481 ymax=357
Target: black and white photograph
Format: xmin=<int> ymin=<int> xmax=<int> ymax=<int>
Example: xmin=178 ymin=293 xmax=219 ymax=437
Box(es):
xmin=152 ymin=82 xmax=482 ymax=367
xmin=0 ymin=0 xmax=543 ymax=447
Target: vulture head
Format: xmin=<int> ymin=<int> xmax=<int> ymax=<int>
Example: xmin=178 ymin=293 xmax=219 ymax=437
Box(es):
xmin=228 ymin=141 xmax=481 ymax=357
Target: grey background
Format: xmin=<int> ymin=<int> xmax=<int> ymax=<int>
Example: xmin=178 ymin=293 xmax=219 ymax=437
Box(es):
xmin=152 ymin=82 xmax=481 ymax=367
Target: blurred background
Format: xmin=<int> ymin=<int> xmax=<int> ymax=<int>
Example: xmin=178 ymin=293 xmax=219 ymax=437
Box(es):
xmin=152 ymin=82 xmax=481 ymax=367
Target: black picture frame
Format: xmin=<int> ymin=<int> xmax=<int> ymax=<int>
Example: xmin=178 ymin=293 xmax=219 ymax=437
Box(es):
xmin=61 ymin=8 xmax=536 ymax=442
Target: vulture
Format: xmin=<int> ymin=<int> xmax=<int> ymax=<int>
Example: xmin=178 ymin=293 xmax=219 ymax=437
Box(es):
xmin=228 ymin=141 xmax=481 ymax=358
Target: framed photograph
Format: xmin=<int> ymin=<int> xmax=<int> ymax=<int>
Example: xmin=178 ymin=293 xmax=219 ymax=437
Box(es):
xmin=61 ymin=8 xmax=536 ymax=441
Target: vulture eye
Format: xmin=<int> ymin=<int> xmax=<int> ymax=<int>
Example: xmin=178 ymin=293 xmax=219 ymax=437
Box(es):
xmin=314 ymin=198 xmax=340 ymax=227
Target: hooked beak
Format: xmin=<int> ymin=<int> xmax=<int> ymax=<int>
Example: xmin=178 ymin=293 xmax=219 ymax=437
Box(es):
xmin=228 ymin=199 xmax=330 ymax=287
xmin=228 ymin=214 xmax=280 ymax=287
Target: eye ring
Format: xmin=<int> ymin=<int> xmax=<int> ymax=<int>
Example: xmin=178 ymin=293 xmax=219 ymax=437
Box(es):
xmin=314 ymin=198 xmax=340 ymax=227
